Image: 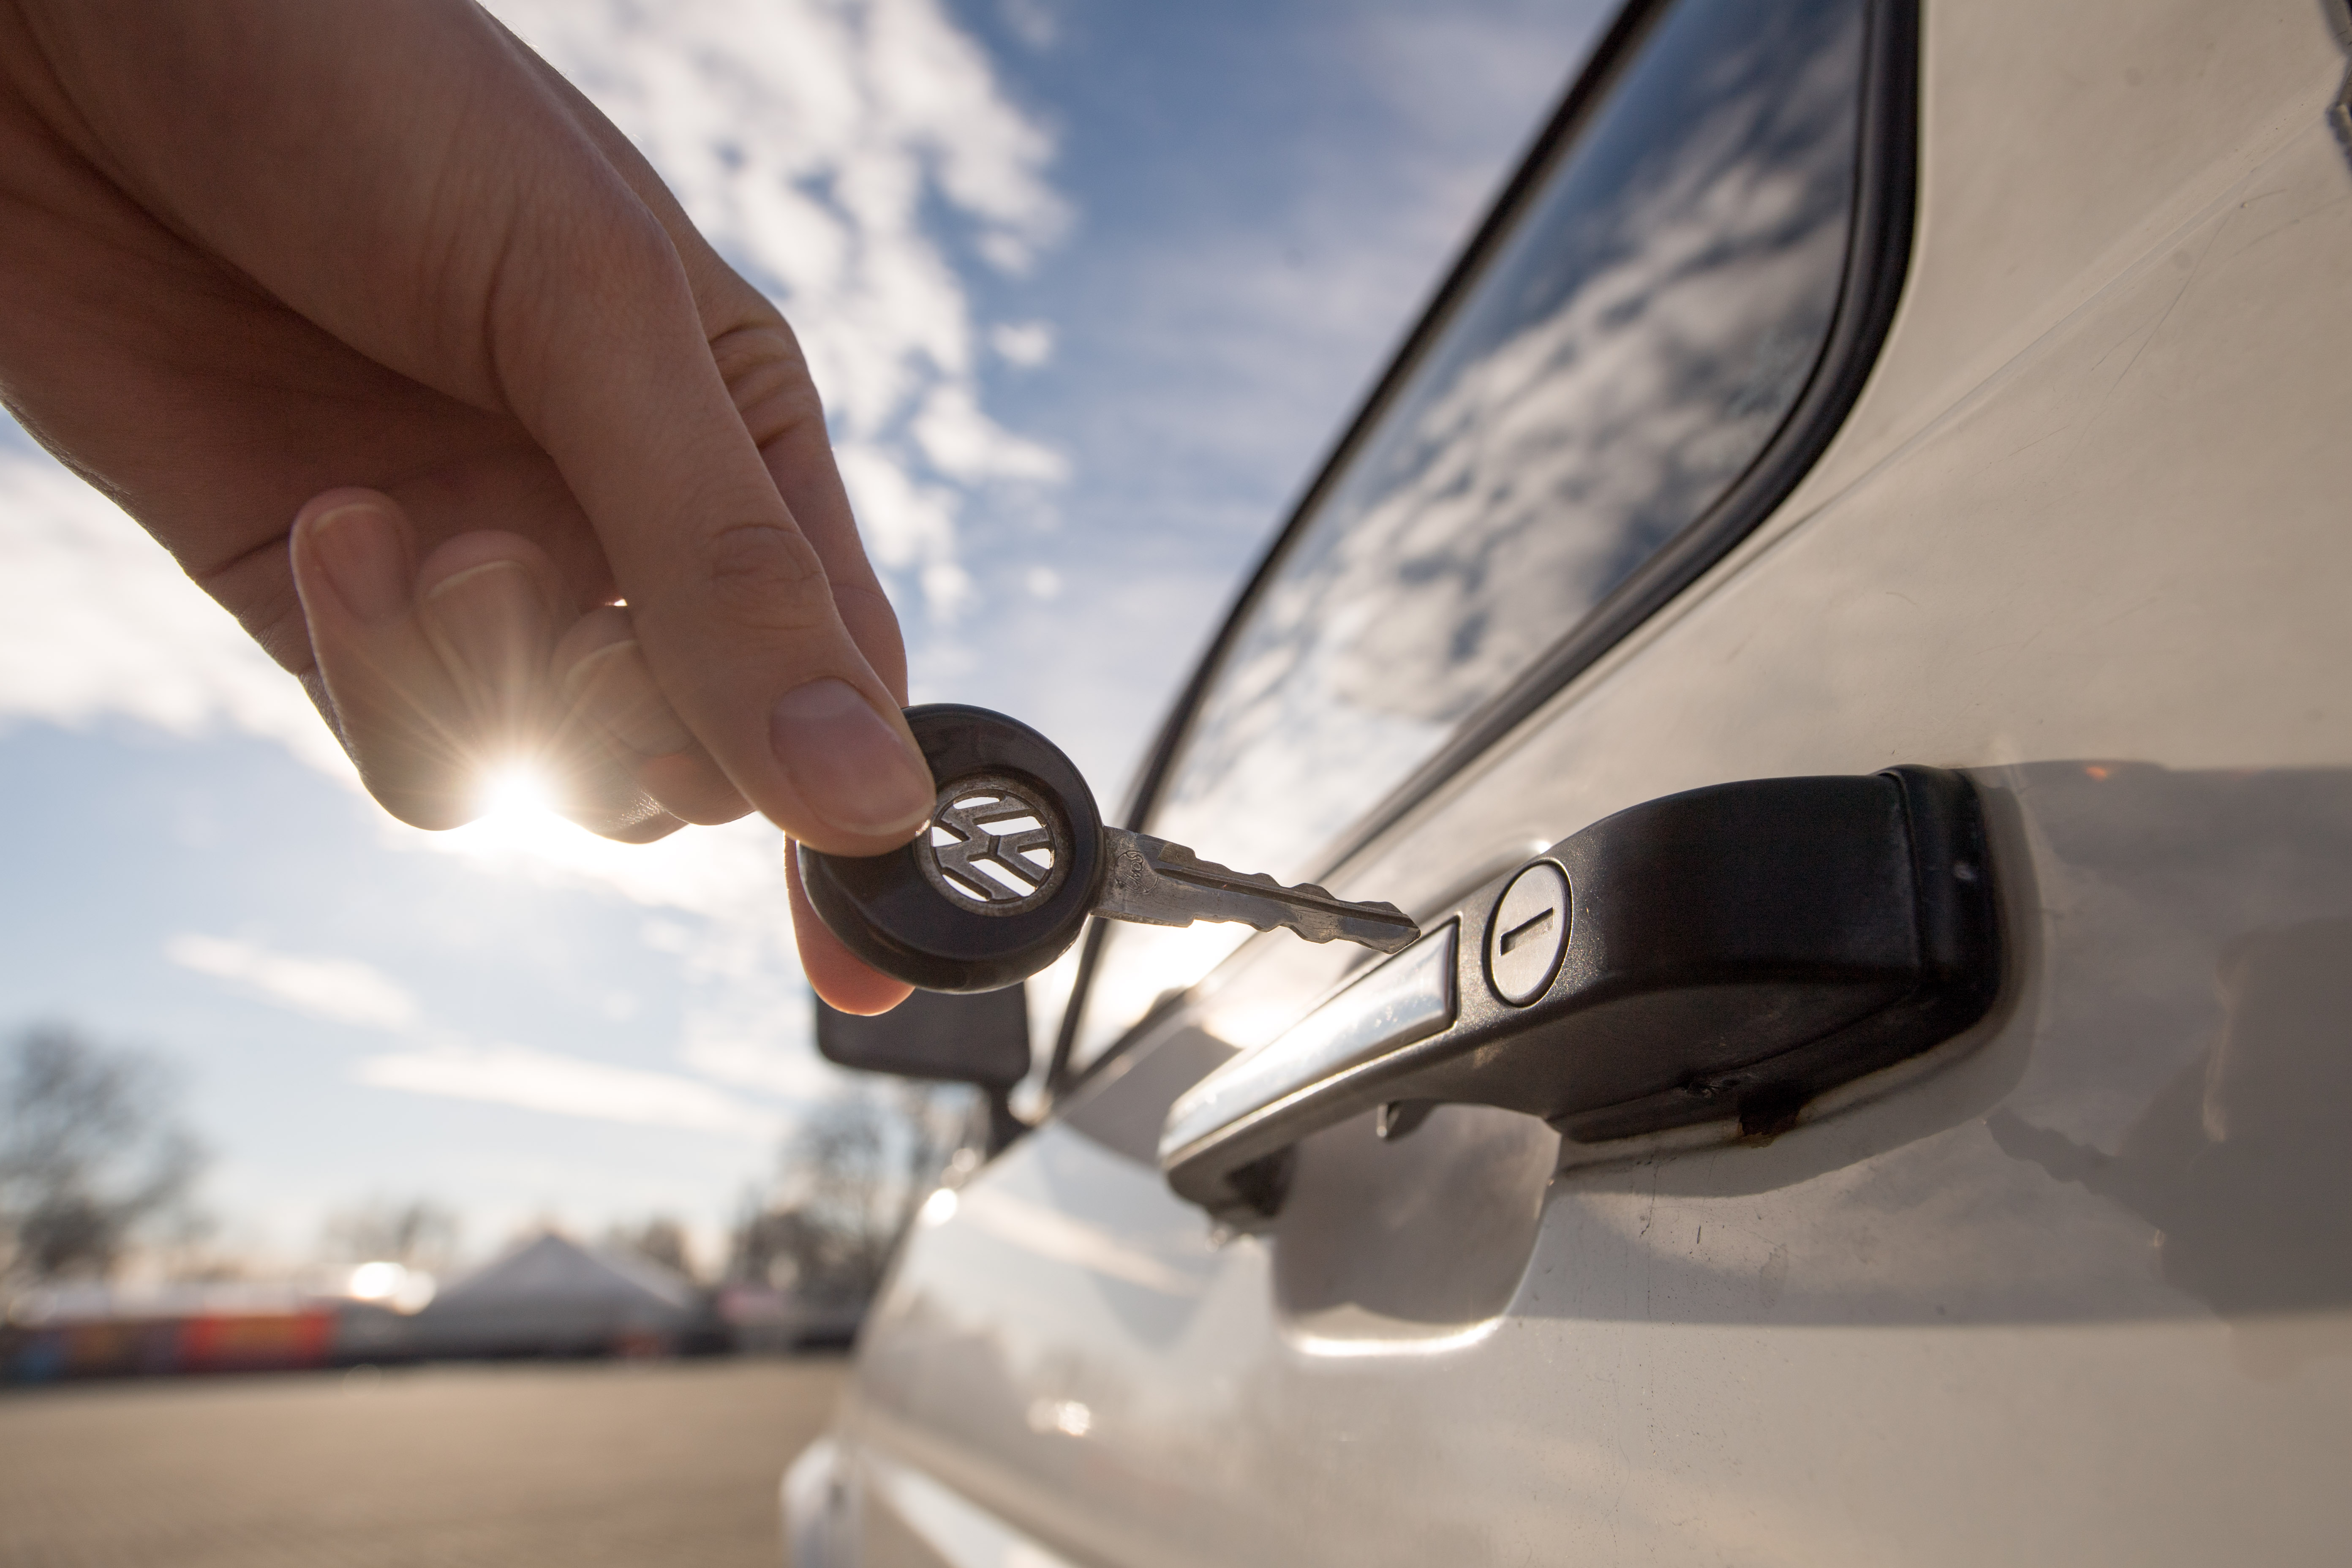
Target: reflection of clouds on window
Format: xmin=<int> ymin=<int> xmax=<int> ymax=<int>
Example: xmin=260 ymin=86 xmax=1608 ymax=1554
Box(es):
xmin=1156 ymin=0 xmax=1864 ymax=884
xmin=1069 ymin=0 xmax=1870 ymax=1067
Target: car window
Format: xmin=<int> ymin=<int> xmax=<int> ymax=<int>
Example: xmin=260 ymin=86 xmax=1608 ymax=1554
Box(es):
xmin=1066 ymin=0 xmax=1872 ymax=1072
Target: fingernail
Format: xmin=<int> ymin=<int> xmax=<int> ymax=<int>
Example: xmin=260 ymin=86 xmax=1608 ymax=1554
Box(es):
xmin=770 ymin=679 xmax=934 ymax=838
xmin=305 ymin=504 xmax=408 ymax=624
xmin=423 ymin=560 xmax=547 ymax=695
xmin=564 ymin=639 xmax=694 ymax=757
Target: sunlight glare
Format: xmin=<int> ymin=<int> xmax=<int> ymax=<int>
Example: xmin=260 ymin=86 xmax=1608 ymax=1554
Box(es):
xmin=346 ymin=1260 xmax=437 ymax=1314
xmin=440 ymin=760 xmax=596 ymax=866
xmin=481 ymin=762 xmax=561 ymax=821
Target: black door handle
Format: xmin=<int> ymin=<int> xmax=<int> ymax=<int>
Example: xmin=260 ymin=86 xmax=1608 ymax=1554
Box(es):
xmin=1160 ymin=767 xmax=2002 ymax=1223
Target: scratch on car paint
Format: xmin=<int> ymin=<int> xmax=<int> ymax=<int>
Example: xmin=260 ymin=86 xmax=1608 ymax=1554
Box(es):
xmin=2004 ymin=424 xmax=2073 ymax=459
xmin=1758 ymin=1244 xmax=1791 ymax=1308
xmin=2079 ymin=219 xmax=2226 ymax=448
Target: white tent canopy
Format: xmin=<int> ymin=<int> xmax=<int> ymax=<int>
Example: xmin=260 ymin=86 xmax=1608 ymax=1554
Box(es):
xmin=414 ymin=1232 xmax=699 ymax=1356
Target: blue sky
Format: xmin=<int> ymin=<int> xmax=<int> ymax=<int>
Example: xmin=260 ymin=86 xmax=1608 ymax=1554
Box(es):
xmin=0 ymin=0 xmax=1603 ymax=1272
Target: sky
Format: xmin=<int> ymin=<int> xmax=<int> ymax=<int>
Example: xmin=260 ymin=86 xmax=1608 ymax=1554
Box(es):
xmin=0 ymin=0 xmax=1604 ymax=1274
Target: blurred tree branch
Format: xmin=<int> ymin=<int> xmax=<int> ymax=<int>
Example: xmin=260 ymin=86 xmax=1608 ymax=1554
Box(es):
xmin=603 ymin=1214 xmax=697 ymax=1282
xmin=729 ymin=1081 xmax=976 ymax=1309
xmin=0 ymin=1024 xmax=208 ymax=1302
xmin=321 ymin=1196 xmax=462 ymax=1274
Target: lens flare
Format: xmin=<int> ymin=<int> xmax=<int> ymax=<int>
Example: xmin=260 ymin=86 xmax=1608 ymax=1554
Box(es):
xmin=479 ymin=762 xmax=561 ymax=822
xmin=438 ymin=761 xmax=591 ymax=866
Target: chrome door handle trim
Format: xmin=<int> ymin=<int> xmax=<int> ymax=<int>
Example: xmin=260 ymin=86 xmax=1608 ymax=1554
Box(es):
xmin=1159 ymin=923 xmax=1457 ymax=1216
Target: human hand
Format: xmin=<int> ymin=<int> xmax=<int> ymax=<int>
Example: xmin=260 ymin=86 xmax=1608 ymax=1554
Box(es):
xmin=0 ymin=0 xmax=926 ymax=1012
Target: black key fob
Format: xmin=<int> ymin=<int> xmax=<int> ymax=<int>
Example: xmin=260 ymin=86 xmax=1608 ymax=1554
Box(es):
xmin=796 ymin=704 xmax=1104 ymax=993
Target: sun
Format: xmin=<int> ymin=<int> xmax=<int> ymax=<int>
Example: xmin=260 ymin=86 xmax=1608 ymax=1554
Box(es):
xmin=478 ymin=761 xmax=562 ymax=822
xmin=444 ymin=760 xmax=582 ymax=862
xmin=428 ymin=758 xmax=690 ymax=883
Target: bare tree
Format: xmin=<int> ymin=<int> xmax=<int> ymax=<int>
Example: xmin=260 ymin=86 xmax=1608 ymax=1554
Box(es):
xmin=775 ymin=1086 xmax=898 ymax=1303
xmin=888 ymin=1081 xmax=977 ymax=1235
xmin=0 ymin=1024 xmax=207 ymax=1300
xmin=603 ymin=1215 xmax=697 ymax=1282
xmin=729 ymin=1081 xmax=981 ymax=1309
xmin=321 ymin=1197 xmax=462 ymax=1273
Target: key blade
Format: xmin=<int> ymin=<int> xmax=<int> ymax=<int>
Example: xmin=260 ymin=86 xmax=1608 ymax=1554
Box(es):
xmin=1093 ymin=830 xmax=1421 ymax=954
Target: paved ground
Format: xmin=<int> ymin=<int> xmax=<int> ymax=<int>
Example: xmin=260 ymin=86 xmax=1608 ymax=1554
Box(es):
xmin=0 ymin=1356 xmax=847 ymax=1568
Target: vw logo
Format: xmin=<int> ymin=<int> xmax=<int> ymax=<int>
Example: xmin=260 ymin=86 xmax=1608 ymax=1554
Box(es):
xmin=915 ymin=772 xmax=1072 ymax=915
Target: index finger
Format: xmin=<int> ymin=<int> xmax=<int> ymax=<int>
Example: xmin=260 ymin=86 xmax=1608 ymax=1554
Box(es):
xmin=491 ymin=35 xmax=911 ymax=706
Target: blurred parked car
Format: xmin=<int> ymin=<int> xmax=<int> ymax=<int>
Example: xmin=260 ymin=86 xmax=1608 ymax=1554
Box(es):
xmin=789 ymin=0 xmax=2352 ymax=1561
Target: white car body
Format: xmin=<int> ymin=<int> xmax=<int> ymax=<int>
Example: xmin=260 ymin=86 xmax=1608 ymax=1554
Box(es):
xmin=792 ymin=0 xmax=2352 ymax=1561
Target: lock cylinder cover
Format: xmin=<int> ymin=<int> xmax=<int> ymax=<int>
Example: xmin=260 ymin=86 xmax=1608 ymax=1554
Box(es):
xmin=1487 ymin=861 xmax=1571 ymax=1005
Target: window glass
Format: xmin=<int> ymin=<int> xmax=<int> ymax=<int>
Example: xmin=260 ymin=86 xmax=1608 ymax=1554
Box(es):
xmin=1069 ymin=0 xmax=1870 ymax=1070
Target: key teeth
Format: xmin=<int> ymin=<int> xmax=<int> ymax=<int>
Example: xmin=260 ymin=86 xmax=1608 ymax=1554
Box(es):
xmin=1149 ymin=841 xmax=1418 ymax=945
xmin=1293 ymin=918 xmax=1421 ymax=954
xmin=1214 ymin=907 xmax=1411 ymax=949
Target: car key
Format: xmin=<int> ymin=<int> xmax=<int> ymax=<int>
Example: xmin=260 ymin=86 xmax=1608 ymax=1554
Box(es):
xmin=797 ymin=704 xmax=1420 ymax=993
xmin=1091 ymin=830 xmax=1418 ymax=950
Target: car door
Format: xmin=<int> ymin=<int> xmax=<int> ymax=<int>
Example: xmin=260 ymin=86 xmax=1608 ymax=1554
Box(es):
xmin=796 ymin=0 xmax=2352 ymax=1562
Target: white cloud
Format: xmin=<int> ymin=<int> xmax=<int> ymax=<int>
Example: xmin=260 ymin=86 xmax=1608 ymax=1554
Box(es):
xmin=990 ymin=320 xmax=1056 ymax=368
xmin=166 ymin=933 xmax=420 ymax=1032
xmin=164 ymin=909 xmax=829 ymax=1132
xmin=910 ymin=384 xmax=1068 ymax=485
xmin=386 ymin=810 xmax=838 ymax=1097
xmin=356 ymin=1043 xmax=777 ymax=1137
xmin=486 ymin=0 xmax=1071 ymax=621
xmin=833 ymin=441 xmax=975 ymax=620
xmin=406 ymin=808 xmax=792 ymax=930
xmin=0 ymin=443 xmax=351 ymax=779
xmin=666 ymin=937 xmax=843 ymax=1098
xmin=681 ymin=1030 xmax=833 ymax=1099
xmin=363 ymin=813 xmax=847 ymax=1109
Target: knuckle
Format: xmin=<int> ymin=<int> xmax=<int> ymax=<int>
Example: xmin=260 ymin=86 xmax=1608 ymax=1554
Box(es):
xmin=713 ymin=324 xmax=827 ymax=447
xmin=640 ymin=750 xmax=753 ymax=825
xmin=701 ymin=521 xmax=832 ymax=629
xmin=602 ymin=208 xmax=691 ymax=295
xmin=541 ymin=190 xmax=678 ymax=284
